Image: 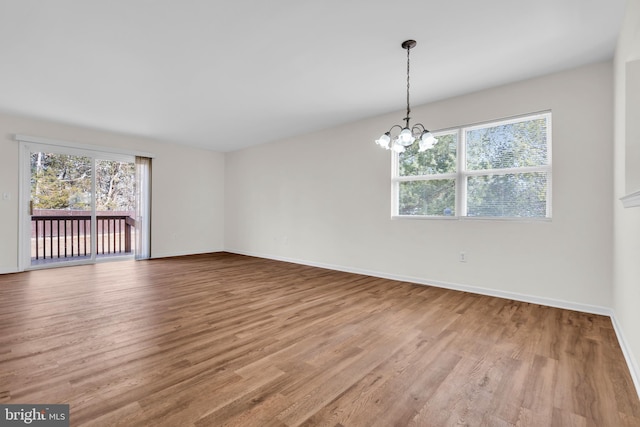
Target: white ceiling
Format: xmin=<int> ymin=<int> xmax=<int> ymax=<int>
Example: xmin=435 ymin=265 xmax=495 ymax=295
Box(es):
xmin=0 ymin=0 xmax=626 ymax=152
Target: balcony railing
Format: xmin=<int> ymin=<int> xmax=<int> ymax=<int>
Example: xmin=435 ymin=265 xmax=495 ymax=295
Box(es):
xmin=31 ymin=215 xmax=135 ymax=260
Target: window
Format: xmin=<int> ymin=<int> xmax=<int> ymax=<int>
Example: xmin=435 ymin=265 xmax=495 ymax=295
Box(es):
xmin=392 ymin=112 xmax=552 ymax=218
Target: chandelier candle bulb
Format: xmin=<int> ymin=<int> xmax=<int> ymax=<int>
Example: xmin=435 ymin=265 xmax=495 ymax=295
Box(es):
xmin=419 ymin=132 xmax=437 ymax=152
xmin=375 ymin=40 xmax=438 ymax=152
xmin=399 ymin=128 xmax=415 ymax=145
xmin=375 ymin=133 xmax=391 ymax=149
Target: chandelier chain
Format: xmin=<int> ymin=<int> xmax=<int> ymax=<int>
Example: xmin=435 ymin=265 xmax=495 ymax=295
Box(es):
xmin=405 ymin=44 xmax=411 ymax=127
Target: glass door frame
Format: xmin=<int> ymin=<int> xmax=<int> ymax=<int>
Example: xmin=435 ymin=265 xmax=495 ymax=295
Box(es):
xmin=19 ymin=141 xmax=136 ymax=271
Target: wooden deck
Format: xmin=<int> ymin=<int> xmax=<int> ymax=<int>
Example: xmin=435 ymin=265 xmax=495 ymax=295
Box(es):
xmin=1 ymin=253 xmax=638 ymax=426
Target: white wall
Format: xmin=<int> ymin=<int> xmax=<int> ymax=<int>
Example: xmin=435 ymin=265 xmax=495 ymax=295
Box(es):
xmin=0 ymin=112 xmax=225 ymax=272
xmin=226 ymin=61 xmax=614 ymax=311
xmin=613 ymin=0 xmax=640 ymax=395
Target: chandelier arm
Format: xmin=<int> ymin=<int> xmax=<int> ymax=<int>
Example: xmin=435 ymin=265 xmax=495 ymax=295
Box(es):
xmin=386 ymin=124 xmax=405 ymax=134
xmin=412 ymin=123 xmax=427 ymax=134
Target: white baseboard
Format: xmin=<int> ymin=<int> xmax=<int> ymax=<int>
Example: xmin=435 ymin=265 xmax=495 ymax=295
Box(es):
xmin=0 ymin=267 xmax=19 ymax=275
xmin=227 ymin=249 xmax=639 ymax=400
xmin=151 ymin=248 xmax=225 ymax=260
xmin=227 ymin=249 xmax=611 ymax=315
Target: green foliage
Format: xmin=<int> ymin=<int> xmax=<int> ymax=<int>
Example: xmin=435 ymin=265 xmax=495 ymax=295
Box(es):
xmin=399 ymin=179 xmax=456 ymax=216
xmin=465 ymin=118 xmax=548 ymax=217
xmin=31 ymin=153 xmax=92 ymax=210
xmin=398 ymin=132 xmax=457 ymax=216
xmin=466 ymin=118 xmax=548 ymax=170
xmin=96 ymin=160 xmax=135 ymax=211
xmin=467 ymin=173 xmax=547 ymax=217
xmin=31 ymin=152 xmax=135 ymax=211
xmin=399 ymin=132 xmax=457 ymax=176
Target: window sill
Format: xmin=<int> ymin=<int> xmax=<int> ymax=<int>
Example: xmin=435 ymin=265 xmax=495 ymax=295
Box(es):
xmin=392 ymin=215 xmax=458 ymax=221
xmin=392 ymin=215 xmax=551 ymax=222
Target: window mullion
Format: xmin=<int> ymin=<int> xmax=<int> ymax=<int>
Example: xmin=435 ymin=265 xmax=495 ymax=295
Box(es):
xmin=393 ymin=173 xmax=458 ymax=182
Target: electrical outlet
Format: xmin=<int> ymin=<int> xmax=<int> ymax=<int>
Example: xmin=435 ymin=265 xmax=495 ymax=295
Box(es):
xmin=459 ymin=251 xmax=467 ymax=263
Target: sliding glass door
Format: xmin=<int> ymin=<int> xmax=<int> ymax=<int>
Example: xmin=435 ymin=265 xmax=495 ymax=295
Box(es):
xmin=22 ymin=143 xmax=142 ymax=269
xmin=30 ymin=152 xmax=94 ymax=266
xmin=95 ymin=159 xmax=136 ymax=260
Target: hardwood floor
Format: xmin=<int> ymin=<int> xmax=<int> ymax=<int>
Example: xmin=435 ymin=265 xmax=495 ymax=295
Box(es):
xmin=1 ymin=253 xmax=639 ymax=426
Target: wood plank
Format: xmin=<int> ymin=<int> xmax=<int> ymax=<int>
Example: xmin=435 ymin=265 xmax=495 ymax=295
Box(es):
xmin=0 ymin=252 xmax=638 ymax=426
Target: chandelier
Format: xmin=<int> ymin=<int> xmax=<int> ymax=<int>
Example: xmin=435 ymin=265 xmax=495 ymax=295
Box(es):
xmin=375 ymin=40 xmax=437 ymax=153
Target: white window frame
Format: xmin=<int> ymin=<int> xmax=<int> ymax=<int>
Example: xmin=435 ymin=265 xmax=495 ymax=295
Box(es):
xmin=392 ymin=111 xmax=552 ymax=220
